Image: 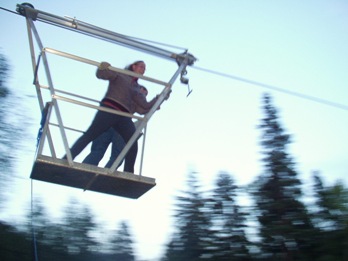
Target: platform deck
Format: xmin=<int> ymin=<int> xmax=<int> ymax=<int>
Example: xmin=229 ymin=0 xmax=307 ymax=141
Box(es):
xmin=30 ymin=155 xmax=156 ymax=199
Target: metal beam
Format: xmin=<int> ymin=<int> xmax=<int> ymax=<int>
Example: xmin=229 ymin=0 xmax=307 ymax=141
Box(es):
xmin=16 ymin=3 xmax=197 ymax=65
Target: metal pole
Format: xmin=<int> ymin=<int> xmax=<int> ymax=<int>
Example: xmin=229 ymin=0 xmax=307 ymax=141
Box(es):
xmin=26 ymin=19 xmax=73 ymax=163
xmin=25 ymin=18 xmax=57 ymax=157
xmin=17 ymin=4 xmax=196 ymax=65
xmin=44 ymin=48 xmax=168 ymax=86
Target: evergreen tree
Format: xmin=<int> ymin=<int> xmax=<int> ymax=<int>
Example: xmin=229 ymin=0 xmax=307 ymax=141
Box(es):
xmin=0 ymin=222 xmax=32 ymax=260
xmin=24 ymin=198 xmax=52 ymax=259
xmin=0 ymin=51 xmax=13 ymax=203
xmin=23 ymin=198 xmax=74 ymax=260
xmin=163 ymin=171 xmax=211 ymax=261
xmin=207 ymin=172 xmax=251 ymax=260
xmin=109 ymin=220 xmax=136 ymax=261
xmin=0 ymin=50 xmax=32 ymax=206
xmin=61 ymin=198 xmax=99 ymax=258
xmin=312 ymin=173 xmax=348 ymax=230
xmin=311 ymin=173 xmax=348 ymax=260
xmin=0 ymin=51 xmax=9 ymax=97
xmin=252 ymin=94 xmax=315 ymax=260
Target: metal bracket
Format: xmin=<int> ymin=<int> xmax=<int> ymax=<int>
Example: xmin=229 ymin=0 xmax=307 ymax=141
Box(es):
xmin=16 ymin=3 xmax=38 ymax=20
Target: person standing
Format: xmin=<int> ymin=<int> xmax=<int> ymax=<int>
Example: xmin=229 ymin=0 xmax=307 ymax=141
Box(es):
xmin=82 ymin=86 xmax=149 ymax=168
xmin=64 ymin=61 xmax=158 ymax=173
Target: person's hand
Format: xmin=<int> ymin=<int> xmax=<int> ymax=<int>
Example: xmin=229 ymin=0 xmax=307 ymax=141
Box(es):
xmin=164 ymin=90 xmax=172 ymax=100
xmin=99 ymin=62 xmax=111 ymax=70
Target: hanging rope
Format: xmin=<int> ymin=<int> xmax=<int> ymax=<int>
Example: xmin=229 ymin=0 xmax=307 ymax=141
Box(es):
xmin=31 ymin=180 xmax=39 ymax=261
xmin=29 ymin=103 xmax=51 ymax=261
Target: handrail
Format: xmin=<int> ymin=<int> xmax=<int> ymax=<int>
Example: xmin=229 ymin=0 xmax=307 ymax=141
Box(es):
xmin=43 ymin=47 xmax=169 ymax=87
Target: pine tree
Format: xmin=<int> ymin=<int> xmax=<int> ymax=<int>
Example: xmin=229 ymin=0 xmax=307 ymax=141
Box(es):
xmin=0 ymin=222 xmax=32 ymax=260
xmin=25 ymin=198 xmax=52 ymax=259
xmin=0 ymin=51 xmax=13 ymax=203
xmin=163 ymin=171 xmax=211 ymax=261
xmin=0 ymin=50 xmax=32 ymax=206
xmin=253 ymin=94 xmax=315 ymax=260
xmin=311 ymin=173 xmax=348 ymax=260
xmin=312 ymin=173 xmax=348 ymax=230
xmin=109 ymin=221 xmax=136 ymax=261
xmin=61 ymin=198 xmax=99 ymax=258
xmin=207 ymin=172 xmax=251 ymax=260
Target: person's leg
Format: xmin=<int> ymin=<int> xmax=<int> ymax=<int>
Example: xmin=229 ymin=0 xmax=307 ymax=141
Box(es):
xmin=113 ymin=117 xmax=137 ymax=173
xmin=105 ymin=129 xmax=125 ymax=168
xmin=83 ymin=129 xmax=113 ymax=166
xmin=66 ymin=109 xmax=117 ymax=160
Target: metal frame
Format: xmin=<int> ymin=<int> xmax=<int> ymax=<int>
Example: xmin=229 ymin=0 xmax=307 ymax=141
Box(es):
xmin=17 ymin=3 xmax=196 ymax=196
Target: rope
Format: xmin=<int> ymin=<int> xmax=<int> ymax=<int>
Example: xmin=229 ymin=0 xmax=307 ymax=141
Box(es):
xmin=29 ymin=103 xmax=50 ymax=261
xmin=31 ymin=180 xmax=39 ymax=261
xmin=193 ymin=65 xmax=348 ymax=112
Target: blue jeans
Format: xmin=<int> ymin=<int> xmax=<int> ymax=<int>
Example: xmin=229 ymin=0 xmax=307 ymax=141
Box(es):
xmin=67 ymin=105 xmax=137 ymax=173
xmin=82 ymin=128 xmax=125 ymax=168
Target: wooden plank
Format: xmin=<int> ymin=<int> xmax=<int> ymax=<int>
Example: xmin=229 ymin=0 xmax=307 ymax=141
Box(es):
xmin=30 ymin=155 xmax=156 ymax=199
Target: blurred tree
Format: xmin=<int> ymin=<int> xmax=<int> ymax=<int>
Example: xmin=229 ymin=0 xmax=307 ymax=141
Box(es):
xmin=0 ymin=222 xmax=32 ymax=260
xmin=206 ymin=172 xmax=251 ymax=260
xmin=0 ymin=52 xmax=9 ymax=97
xmin=61 ymin=198 xmax=100 ymax=259
xmin=0 ymin=50 xmax=10 ymax=98
xmin=162 ymin=171 xmax=211 ymax=261
xmin=0 ymin=51 xmax=13 ymax=204
xmin=252 ymin=94 xmax=315 ymax=260
xmin=22 ymin=198 xmax=73 ymax=260
xmin=0 ymin=50 xmax=32 ymax=209
xmin=312 ymin=173 xmax=348 ymax=230
xmin=24 ymin=198 xmax=51 ymax=259
xmin=108 ymin=220 xmax=136 ymax=261
xmin=311 ymin=173 xmax=348 ymax=260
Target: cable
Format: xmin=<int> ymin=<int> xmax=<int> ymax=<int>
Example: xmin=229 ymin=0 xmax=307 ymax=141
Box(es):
xmin=2 ymin=5 xmax=347 ymax=112
xmin=71 ymin=18 xmax=188 ymax=51
xmin=0 ymin=6 xmax=20 ymax=16
xmin=193 ymin=65 xmax=348 ymax=112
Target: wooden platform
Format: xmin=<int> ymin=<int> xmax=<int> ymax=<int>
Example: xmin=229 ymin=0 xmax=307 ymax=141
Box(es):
xmin=30 ymin=155 xmax=156 ymax=199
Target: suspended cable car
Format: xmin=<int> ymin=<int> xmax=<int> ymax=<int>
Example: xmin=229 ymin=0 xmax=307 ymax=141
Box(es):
xmin=16 ymin=3 xmax=196 ymax=199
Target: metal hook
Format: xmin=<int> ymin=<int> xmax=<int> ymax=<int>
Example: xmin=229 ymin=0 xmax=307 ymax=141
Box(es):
xmin=186 ymin=83 xmax=193 ymax=97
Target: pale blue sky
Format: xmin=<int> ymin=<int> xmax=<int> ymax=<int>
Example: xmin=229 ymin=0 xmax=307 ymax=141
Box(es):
xmin=1 ymin=1 xmax=348 ymax=259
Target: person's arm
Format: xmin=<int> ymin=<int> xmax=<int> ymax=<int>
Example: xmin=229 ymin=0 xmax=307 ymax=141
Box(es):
xmin=133 ymin=91 xmax=159 ymax=114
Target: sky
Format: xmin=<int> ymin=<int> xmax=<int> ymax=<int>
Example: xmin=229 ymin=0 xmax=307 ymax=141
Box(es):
xmin=1 ymin=0 xmax=348 ymax=260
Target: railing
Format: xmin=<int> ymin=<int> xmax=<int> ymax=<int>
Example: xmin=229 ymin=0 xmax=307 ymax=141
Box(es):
xmin=18 ymin=3 xmax=196 ymax=185
xmin=34 ymin=47 xmax=170 ymax=176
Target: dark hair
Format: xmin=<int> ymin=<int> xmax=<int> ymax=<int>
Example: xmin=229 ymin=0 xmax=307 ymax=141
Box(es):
xmin=125 ymin=60 xmax=144 ymax=71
